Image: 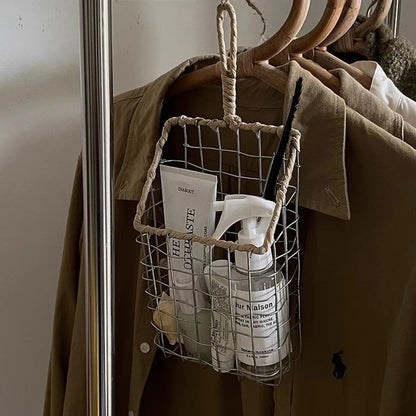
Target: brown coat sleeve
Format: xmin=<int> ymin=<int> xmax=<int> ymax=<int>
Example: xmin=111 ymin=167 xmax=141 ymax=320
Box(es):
xmin=43 ymin=157 xmax=86 ymax=416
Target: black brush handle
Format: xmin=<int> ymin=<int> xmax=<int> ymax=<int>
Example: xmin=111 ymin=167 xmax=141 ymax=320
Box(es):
xmin=263 ymin=77 xmax=303 ymax=202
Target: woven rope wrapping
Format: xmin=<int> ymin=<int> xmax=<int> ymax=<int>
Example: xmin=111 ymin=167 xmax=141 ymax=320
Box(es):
xmin=217 ymin=1 xmax=241 ymax=127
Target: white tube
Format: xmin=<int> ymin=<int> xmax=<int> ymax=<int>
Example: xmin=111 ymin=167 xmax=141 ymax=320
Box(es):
xmin=160 ymin=165 xmax=217 ymax=360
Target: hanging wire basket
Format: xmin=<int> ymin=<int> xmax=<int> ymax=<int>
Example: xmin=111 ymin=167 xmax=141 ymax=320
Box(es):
xmin=133 ymin=0 xmax=301 ymax=386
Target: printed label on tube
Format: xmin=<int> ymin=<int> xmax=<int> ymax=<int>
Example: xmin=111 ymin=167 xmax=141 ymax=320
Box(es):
xmin=160 ymin=165 xmax=217 ymax=314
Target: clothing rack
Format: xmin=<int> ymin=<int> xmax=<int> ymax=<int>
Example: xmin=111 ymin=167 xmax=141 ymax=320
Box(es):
xmin=77 ymin=1 xmax=402 ymax=415
xmin=387 ymin=0 xmax=401 ymax=36
xmin=79 ymin=0 xmax=114 ymax=415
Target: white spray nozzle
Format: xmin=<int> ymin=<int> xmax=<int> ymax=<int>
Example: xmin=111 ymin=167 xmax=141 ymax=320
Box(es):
xmin=211 ymin=195 xmax=275 ymax=272
xmin=212 ymin=194 xmax=275 ymax=242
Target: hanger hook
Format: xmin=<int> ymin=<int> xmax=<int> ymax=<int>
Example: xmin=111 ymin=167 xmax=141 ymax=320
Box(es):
xmin=216 ymin=1 xmax=241 ymax=127
xmin=366 ymin=0 xmax=378 ymax=17
xmin=355 ymin=0 xmax=393 ymax=38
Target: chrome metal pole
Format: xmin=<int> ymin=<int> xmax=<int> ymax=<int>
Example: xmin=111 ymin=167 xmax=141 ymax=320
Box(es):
xmin=387 ymin=0 xmax=402 ymax=37
xmin=79 ymin=0 xmax=114 ymax=415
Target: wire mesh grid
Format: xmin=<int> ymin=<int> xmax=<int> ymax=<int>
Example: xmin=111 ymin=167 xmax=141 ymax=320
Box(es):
xmin=135 ymin=117 xmax=301 ymax=386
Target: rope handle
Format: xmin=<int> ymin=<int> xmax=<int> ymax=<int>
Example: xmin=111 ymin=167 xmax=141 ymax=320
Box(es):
xmin=132 ymin=0 xmax=302 ymax=255
xmin=217 ymin=1 xmax=242 ymax=127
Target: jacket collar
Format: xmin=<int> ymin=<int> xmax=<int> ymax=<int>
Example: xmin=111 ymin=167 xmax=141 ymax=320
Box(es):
xmin=115 ymin=57 xmax=350 ymax=220
xmin=332 ymin=66 xmax=404 ymax=141
xmin=282 ymin=62 xmax=350 ymax=220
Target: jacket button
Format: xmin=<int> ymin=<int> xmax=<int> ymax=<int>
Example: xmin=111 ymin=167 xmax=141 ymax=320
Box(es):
xmin=140 ymin=342 xmax=151 ymax=354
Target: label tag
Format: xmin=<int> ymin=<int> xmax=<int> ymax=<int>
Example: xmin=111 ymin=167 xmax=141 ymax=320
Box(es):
xmin=234 ymin=282 xmax=290 ymax=366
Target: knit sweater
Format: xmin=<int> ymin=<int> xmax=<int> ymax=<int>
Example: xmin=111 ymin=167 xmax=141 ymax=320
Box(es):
xmin=330 ymin=16 xmax=416 ymax=101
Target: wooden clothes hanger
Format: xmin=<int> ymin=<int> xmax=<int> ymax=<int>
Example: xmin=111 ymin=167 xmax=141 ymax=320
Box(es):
xmin=270 ymin=0 xmax=346 ymax=92
xmin=167 ymin=0 xmax=311 ymax=97
xmin=330 ymin=0 xmax=393 ymax=54
xmin=356 ymin=0 xmax=393 ymax=37
xmin=321 ymin=0 xmax=362 ymax=46
xmin=309 ymin=0 xmax=374 ymax=89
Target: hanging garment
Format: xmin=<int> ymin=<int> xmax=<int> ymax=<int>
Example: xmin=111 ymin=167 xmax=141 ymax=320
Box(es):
xmin=329 ymin=66 xmax=416 ymax=149
xmin=330 ymin=16 xmax=416 ymax=101
xmin=44 ymin=58 xmax=416 ymax=416
xmin=348 ymin=60 xmax=416 ymax=128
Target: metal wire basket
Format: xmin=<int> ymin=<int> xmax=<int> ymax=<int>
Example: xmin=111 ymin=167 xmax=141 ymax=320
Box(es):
xmin=133 ymin=1 xmax=301 ymax=386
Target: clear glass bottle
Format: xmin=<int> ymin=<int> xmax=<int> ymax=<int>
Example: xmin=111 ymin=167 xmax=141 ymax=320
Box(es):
xmin=231 ymin=261 xmax=290 ymax=380
xmin=230 ymin=207 xmax=291 ymax=380
xmin=207 ymin=195 xmax=291 ymax=380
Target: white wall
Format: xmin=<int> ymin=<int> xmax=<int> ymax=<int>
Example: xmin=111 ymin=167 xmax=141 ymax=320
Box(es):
xmin=1 ymin=1 xmax=414 ymax=415
xmin=398 ymin=0 xmax=414 ymax=42
xmin=112 ymin=0 xmax=315 ymax=93
xmin=0 ymin=1 xmax=82 ymax=415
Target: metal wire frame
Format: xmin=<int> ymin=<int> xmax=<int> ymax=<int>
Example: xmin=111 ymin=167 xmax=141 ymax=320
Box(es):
xmin=136 ymin=120 xmax=301 ymax=386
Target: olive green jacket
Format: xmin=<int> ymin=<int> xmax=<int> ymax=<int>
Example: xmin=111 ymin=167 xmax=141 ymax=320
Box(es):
xmin=44 ymin=58 xmax=416 ymax=416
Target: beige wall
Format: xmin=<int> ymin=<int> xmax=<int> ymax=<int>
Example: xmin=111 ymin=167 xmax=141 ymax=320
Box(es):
xmin=397 ymin=0 xmax=415 ymax=43
xmin=1 ymin=1 xmax=414 ymax=415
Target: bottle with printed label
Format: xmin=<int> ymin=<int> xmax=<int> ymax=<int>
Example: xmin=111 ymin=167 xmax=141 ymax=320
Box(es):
xmin=231 ymin=229 xmax=290 ymax=379
xmin=209 ymin=195 xmax=291 ymax=379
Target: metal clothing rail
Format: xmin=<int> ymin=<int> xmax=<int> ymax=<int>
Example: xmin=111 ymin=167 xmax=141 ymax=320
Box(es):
xmin=79 ymin=0 xmax=114 ymax=415
xmin=387 ymin=0 xmax=402 ymax=37
xmin=367 ymin=0 xmax=402 ymax=36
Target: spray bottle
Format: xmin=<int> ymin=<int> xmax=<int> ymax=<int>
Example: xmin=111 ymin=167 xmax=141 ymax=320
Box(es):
xmin=206 ymin=194 xmax=290 ymax=378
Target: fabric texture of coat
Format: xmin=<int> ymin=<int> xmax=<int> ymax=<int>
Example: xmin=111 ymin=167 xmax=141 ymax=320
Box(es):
xmin=44 ymin=57 xmax=416 ymax=416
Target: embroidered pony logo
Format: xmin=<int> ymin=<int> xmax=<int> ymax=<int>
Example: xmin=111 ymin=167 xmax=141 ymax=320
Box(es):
xmin=332 ymin=350 xmax=347 ymax=380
